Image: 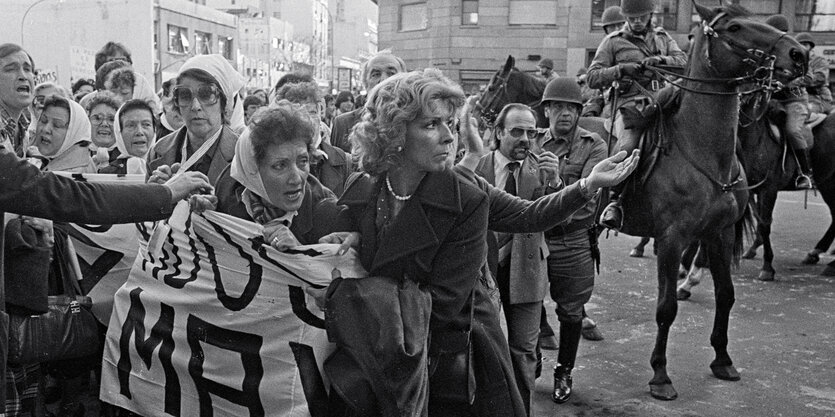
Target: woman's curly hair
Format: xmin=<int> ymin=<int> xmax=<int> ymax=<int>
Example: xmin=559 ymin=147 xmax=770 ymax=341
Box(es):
xmin=249 ymin=99 xmax=316 ymax=165
xmin=350 ymin=68 xmax=464 ymax=175
xmin=84 ymin=91 xmax=121 ymax=114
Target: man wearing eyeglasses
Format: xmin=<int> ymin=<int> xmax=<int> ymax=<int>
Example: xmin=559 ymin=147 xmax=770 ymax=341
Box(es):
xmin=538 ymin=77 xmax=608 ymax=405
xmin=473 ymin=103 xmax=560 ymax=415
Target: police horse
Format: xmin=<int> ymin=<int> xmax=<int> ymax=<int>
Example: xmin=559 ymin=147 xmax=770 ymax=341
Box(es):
xmin=477 ymin=3 xmax=806 ymax=400
xmin=736 ymin=95 xmax=835 ymax=279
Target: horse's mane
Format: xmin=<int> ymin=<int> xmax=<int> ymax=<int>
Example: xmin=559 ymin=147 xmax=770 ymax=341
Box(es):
xmin=511 ymin=67 xmax=547 ymax=102
xmin=720 ymin=4 xmax=752 ymax=19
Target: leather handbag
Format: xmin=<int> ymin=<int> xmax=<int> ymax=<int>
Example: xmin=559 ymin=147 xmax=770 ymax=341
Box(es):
xmin=7 ymin=228 xmax=100 ymax=364
xmin=4 ymin=217 xmax=51 ymax=314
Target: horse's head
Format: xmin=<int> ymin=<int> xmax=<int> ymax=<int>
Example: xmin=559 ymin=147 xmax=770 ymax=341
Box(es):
xmin=692 ymin=2 xmax=807 ymax=85
xmin=474 ymin=55 xmax=516 ymax=127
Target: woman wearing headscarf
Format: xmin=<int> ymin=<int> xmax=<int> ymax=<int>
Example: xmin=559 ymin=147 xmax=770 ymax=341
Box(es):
xmin=324 ymin=69 xmax=526 ymax=416
xmin=146 ymin=54 xmax=246 ymax=187
xmin=31 ymin=96 xmax=96 ymax=173
xmin=207 ymin=101 xmax=352 ymax=415
xmin=98 ymin=99 xmax=156 ymax=175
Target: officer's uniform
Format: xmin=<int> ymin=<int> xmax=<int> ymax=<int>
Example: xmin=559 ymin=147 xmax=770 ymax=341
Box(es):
xmin=586 ymin=24 xmax=687 ymax=153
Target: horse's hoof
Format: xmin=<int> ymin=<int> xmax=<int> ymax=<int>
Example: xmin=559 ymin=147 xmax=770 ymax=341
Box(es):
xmin=629 ymin=248 xmax=644 ymax=258
xmin=757 ymin=270 xmax=775 ymax=282
xmin=802 ymin=253 xmax=820 ymax=265
xmin=711 ymin=364 xmax=741 ymax=381
xmin=742 ymin=248 xmax=757 ymax=259
xmin=676 ymin=288 xmax=691 ymax=301
xmin=822 ymin=266 xmax=835 ymax=277
xmin=649 ymin=383 xmax=678 ymax=401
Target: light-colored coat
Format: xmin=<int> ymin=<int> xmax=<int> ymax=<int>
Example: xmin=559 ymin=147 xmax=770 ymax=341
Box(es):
xmin=476 ymin=152 xmax=550 ymax=304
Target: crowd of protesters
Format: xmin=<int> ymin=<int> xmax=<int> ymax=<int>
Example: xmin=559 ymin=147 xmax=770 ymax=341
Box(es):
xmin=1 ymin=2 xmax=829 ymax=415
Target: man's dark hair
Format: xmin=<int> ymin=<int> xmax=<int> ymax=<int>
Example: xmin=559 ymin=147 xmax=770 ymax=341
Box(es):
xmin=273 ymin=73 xmax=314 ymax=94
xmin=71 ymin=78 xmax=94 ymax=95
xmin=95 ymin=60 xmax=130 ymax=90
xmin=94 ymin=42 xmax=133 ymax=71
xmin=244 ymin=95 xmax=265 ymax=108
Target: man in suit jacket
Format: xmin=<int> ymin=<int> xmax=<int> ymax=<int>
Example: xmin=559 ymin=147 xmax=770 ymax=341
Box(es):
xmin=475 ymin=103 xmax=561 ymax=415
xmin=329 ymin=51 xmax=406 ymax=153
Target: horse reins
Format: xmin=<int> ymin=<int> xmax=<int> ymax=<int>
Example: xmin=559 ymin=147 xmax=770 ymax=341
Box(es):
xmin=642 ymin=12 xmax=785 ymax=97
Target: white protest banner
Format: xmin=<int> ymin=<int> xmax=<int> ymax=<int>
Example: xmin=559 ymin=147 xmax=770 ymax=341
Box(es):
xmin=55 ymin=173 xmax=152 ymax=323
xmin=100 ymin=202 xmax=367 ymax=417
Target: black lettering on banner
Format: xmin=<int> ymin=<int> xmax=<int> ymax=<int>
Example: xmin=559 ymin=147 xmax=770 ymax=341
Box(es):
xmin=164 ymin=214 xmax=200 ymax=289
xmin=66 ymin=224 xmax=123 ymax=291
xmin=197 ymin=217 xmax=263 ymax=311
xmin=118 ymin=288 xmax=181 ymax=416
xmin=186 ymin=314 xmax=265 ymax=417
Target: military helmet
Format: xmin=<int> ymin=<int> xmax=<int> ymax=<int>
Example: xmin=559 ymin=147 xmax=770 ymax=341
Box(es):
xmin=602 ymin=6 xmax=626 ymax=26
xmin=764 ymin=14 xmax=789 ymax=32
xmin=796 ymin=32 xmax=815 ymax=49
xmin=620 ymin=0 xmax=655 ymax=18
xmin=538 ymin=58 xmax=554 ymax=70
xmin=541 ymin=78 xmax=583 ymax=107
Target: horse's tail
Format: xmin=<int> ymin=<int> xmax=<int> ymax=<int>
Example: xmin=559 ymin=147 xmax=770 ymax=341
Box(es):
xmin=733 ymin=200 xmax=756 ymax=266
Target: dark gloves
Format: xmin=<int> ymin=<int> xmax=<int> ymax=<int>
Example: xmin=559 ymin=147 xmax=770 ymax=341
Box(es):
xmin=641 ymin=56 xmax=664 ymax=67
xmin=619 ymin=63 xmax=643 ymax=78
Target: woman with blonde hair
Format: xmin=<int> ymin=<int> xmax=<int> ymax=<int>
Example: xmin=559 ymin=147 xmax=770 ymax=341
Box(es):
xmin=325 ymin=68 xmax=526 ymax=416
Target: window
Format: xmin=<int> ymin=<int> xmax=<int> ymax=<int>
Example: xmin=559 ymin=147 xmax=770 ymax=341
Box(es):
xmin=168 ymin=25 xmax=188 ymax=54
xmin=400 ymin=3 xmax=428 ymax=31
xmin=509 ymin=0 xmax=557 ymax=25
xmin=462 ymin=0 xmax=478 ymax=25
xmin=653 ymin=0 xmax=678 ymax=30
xmin=797 ymin=0 xmax=835 ymax=32
xmin=194 ymin=31 xmax=212 ymax=55
xmin=218 ymin=37 xmax=233 ymax=60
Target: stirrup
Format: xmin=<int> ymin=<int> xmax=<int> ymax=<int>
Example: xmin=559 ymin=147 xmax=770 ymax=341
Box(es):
xmin=795 ymin=174 xmax=813 ymax=189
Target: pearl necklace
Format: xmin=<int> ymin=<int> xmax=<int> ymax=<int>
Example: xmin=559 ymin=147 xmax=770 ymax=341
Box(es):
xmin=386 ymin=175 xmax=412 ymax=201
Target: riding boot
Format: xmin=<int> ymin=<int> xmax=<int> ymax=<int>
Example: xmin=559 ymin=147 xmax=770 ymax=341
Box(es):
xmin=796 ymin=149 xmax=814 ymax=189
xmin=600 ymin=184 xmax=625 ymax=230
xmin=552 ymin=320 xmax=583 ymax=404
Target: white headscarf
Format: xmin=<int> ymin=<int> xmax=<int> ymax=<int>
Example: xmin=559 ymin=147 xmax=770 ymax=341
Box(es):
xmin=132 ymin=71 xmax=163 ymax=115
xmin=178 ymin=55 xmax=246 ymax=133
xmin=112 ymin=104 xmax=155 ymax=175
xmin=230 ymin=127 xmax=269 ymax=203
xmin=44 ymin=99 xmax=92 ymax=159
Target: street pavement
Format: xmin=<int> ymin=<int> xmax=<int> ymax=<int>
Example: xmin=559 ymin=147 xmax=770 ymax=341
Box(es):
xmin=533 ymin=191 xmax=835 ymax=417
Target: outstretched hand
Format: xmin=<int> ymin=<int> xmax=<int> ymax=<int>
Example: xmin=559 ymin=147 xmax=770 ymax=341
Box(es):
xmin=586 ymin=149 xmax=640 ymax=191
xmin=459 ymin=96 xmax=486 ymax=157
xmin=318 ymin=231 xmax=361 ymax=256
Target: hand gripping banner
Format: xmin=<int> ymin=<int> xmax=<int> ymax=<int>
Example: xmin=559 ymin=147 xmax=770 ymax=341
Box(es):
xmin=99 ymin=201 xmax=367 ymax=417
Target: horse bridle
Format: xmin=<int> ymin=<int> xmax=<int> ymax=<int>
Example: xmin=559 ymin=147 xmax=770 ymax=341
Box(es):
xmin=475 ymin=70 xmax=540 ymax=127
xmin=646 ymin=12 xmax=786 ymax=97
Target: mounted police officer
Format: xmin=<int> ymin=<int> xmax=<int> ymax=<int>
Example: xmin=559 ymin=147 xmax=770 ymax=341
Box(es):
xmin=587 ymin=0 xmax=686 ymax=229
xmin=538 ymin=58 xmax=559 ymax=82
xmin=764 ymin=14 xmax=816 ymax=189
xmin=582 ymin=5 xmax=627 ymax=118
xmin=796 ymin=32 xmax=832 ymax=114
xmin=537 ymin=78 xmax=608 ymax=404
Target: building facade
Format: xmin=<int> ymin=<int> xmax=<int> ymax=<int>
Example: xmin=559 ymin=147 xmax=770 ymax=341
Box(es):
xmin=376 ymin=0 xmax=835 ymax=94
xmin=330 ymin=0 xmax=379 ymax=92
xmin=260 ymin=0 xmax=331 ymax=84
xmin=237 ymin=16 xmax=295 ymax=89
xmin=156 ymin=0 xmax=239 ymax=86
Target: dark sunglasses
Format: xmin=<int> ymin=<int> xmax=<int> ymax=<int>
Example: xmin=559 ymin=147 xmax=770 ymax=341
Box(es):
xmin=174 ymin=85 xmax=220 ymax=108
xmin=506 ymin=127 xmax=539 ymax=138
xmin=33 ymin=95 xmax=46 ymax=107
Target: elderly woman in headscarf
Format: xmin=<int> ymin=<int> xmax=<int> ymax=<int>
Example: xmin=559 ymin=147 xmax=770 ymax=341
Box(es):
xmin=98 ymin=99 xmax=156 ymax=175
xmin=203 ymin=101 xmax=353 ymax=415
xmin=147 ymin=54 xmax=246 ymax=187
xmin=30 ymin=96 xmax=96 ymax=173
xmin=26 ymin=81 xmax=70 ymax=140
